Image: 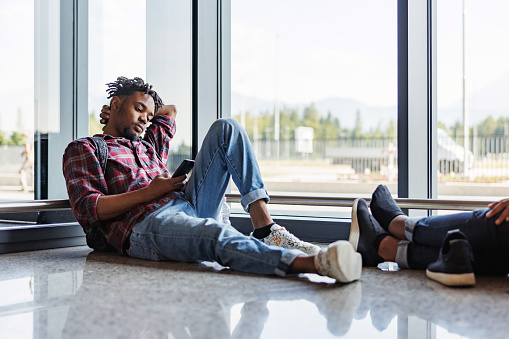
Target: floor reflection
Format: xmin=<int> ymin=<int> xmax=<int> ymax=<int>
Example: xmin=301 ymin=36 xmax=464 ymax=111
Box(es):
xmin=0 ymin=247 xmax=508 ymax=339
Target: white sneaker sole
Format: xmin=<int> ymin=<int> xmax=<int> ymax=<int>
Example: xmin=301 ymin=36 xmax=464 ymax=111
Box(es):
xmin=302 ymin=246 xmax=321 ymax=256
xmin=327 ymin=240 xmax=362 ymax=283
xmin=426 ymin=269 xmax=476 ymax=287
xmin=349 ymin=199 xmax=360 ymax=251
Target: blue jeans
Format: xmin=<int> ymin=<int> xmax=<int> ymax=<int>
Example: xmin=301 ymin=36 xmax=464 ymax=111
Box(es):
xmin=396 ymin=208 xmax=509 ymax=274
xmin=126 ymin=118 xmax=303 ymax=276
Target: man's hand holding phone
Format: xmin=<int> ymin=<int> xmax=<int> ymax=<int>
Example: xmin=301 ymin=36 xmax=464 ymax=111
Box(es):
xmin=172 ymin=159 xmax=195 ymax=178
xmin=143 ymin=159 xmax=195 ymax=200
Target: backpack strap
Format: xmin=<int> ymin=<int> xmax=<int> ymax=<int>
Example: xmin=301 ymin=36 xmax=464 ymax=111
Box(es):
xmin=88 ymin=136 xmax=108 ymax=172
xmin=82 ymin=136 xmax=115 ymax=252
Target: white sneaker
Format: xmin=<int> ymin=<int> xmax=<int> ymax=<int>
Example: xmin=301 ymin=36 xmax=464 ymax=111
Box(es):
xmin=257 ymin=224 xmax=321 ymax=255
xmin=314 ymin=240 xmax=362 ymax=283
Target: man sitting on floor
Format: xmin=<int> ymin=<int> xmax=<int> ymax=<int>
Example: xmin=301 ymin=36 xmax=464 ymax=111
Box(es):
xmin=62 ymin=76 xmax=361 ymax=283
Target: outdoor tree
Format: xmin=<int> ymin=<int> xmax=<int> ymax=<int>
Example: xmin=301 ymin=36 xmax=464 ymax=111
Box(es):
xmin=0 ymin=114 xmax=5 ymax=145
xmin=351 ymin=110 xmax=363 ymax=139
xmin=278 ymin=107 xmax=300 ymax=139
xmin=477 ymin=116 xmax=497 ymax=135
xmin=302 ymin=103 xmax=320 ymax=132
xmin=437 ymin=121 xmax=447 ymax=132
xmin=89 ymin=111 xmax=103 ymax=135
xmin=9 ymin=131 xmax=25 ymax=146
xmin=365 ymin=123 xmax=384 ymax=139
xmin=386 ymin=119 xmax=397 ymax=139
xmin=317 ymin=112 xmax=341 ymax=139
xmin=495 ymin=117 xmax=509 ymax=135
xmin=16 ymin=107 xmax=25 ymax=133
xmin=0 ymin=131 xmax=7 ymax=145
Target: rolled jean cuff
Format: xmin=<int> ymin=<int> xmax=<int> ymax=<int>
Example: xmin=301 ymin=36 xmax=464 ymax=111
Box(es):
xmin=395 ymin=240 xmax=410 ymax=269
xmin=241 ymin=188 xmax=270 ymax=212
xmin=404 ymin=217 xmax=425 ymax=242
xmin=274 ymin=249 xmax=302 ymax=277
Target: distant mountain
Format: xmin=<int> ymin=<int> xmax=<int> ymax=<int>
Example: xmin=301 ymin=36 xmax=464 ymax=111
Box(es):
xmin=231 ymin=92 xmax=396 ymax=132
xmin=232 ymin=68 xmax=509 ymax=131
xmin=440 ymin=71 xmax=509 ymax=127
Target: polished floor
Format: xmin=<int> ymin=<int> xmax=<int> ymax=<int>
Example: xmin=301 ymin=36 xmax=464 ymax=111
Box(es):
xmin=1 ymin=246 xmax=508 ymax=339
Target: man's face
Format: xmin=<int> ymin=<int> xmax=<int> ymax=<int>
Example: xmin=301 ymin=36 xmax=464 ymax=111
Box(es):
xmin=110 ymin=91 xmax=155 ymax=141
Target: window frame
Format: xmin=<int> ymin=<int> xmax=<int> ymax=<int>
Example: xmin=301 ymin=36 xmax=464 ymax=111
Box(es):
xmin=0 ymin=0 xmax=439 ymax=253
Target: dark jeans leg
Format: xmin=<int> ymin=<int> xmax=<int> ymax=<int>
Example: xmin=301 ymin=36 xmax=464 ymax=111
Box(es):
xmin=402 ymin=208 xmax=509 ymax=274
xmin=410 ymin=208 xmax=509 ymax=251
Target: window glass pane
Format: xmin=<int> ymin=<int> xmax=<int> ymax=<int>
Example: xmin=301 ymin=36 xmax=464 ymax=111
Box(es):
xmin=437 ymin=0 xmax=509 ymax=206
xmin=0 ymin=0 xmax=35 ymax=201
xmin=88 ymin=0 xmax=192 ymax=170
xmin=0 ymin=0 xmax=61 ymax=203
xmin=231 ymin=1 xmax=397 ymax=217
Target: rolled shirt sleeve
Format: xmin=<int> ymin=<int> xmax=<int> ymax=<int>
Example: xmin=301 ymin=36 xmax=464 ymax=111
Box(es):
xmin=143 ymin=115 xmax=176 ymax=164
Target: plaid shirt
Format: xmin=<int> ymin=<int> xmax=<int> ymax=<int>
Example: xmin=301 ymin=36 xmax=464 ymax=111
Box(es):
xmin=63 ymin=115 xmax=177 ymax=253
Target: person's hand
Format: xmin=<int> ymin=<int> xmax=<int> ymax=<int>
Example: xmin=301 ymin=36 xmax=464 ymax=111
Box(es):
xmin=100 ymin=105 xmax=111 ymax=125
xmin=486 ymin=198 xmax=509 ymax=225
xmin=144 ymin=173 xmax=187 ymax=200
xmin=156 ymin=105 xmax=177 ymax=119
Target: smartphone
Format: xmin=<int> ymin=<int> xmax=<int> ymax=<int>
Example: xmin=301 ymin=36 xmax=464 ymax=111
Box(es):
xmin=172 ymin=159 xmax=195 ymax=177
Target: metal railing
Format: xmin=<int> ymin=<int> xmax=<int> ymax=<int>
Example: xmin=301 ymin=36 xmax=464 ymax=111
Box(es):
xmin=0 ymin=199 xmax=71 ymax=213
xmin=225 ymin=194 xmax=492 ymax=211
xmin=0 ymin=195 xmax=493 ymax=214
xmin=1 ymin=196 xmax=486 ymax=214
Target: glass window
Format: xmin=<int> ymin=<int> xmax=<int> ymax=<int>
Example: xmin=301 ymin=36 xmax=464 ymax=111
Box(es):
xmin=231 ymin=1 xmax=398 ymax=217
xmin=0 ymin=0 xmax=63 ymax=203
xmin=88 ymin=0 xmax=192 ymax=171
xmin=437 ymin=0 xmax=509 ymax=206
xmin=0 ymin=0 xmax=37 ymax=201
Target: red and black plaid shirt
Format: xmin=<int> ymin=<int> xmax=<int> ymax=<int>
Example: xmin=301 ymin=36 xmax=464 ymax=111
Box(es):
xmin=63 ymin=115 xmax=177 ymax=253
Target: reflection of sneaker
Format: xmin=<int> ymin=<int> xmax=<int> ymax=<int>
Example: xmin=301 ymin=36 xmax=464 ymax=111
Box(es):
xmin=316 ymin=281 xmax=362 ymax=336
xmin=259 ymin=224 xmax=321 ymax=255
xmin=349 ymin=198 xmax=388 ymax=266
xmin=426 ymin=229 xmax=476 ymax=287
xmin=315 ymin=240 xmax=362 ymax=283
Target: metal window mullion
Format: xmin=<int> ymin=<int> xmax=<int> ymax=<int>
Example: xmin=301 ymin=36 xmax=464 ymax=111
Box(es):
xmin=220 ymin=0 xmax=231 ymax=119
xmin=399 ymin=0 xmax=435 ymax=217
xmin=192 ymin=0 xmax=220 ymax=158
xmin=428 ymin=0 xmax=438 ymax=205
xmin=50 ymin=0 xmax=87 ymax=199
xmin=397 ymin=0 xmax=409 ymax=199
xmin=75 ymin=0 xmax=89 ymax=140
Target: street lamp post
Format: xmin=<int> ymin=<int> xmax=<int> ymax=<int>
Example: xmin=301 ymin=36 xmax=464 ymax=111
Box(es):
xmin=274 ymin=34 xmax=280 ymax=161
xmin=462 ymin=0 xmax=469 ymax=178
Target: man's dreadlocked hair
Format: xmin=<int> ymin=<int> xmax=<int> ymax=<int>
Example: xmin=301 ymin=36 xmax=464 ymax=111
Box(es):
xmin=106 ymin=76 xmax=164 ymax=113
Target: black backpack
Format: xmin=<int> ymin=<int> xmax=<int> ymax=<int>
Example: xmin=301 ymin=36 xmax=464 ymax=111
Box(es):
xmin=82 ymin=137 xmax=115 ymax=252
xmin=83 ymin=137 xmax=158 ymax=252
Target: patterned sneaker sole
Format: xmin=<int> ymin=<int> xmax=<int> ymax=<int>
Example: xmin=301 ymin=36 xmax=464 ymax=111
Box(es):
xmin=348 ymin=199 xmax=360 ymax=251
xmin=327 ymin=240 xmax=362 ymax=283
xmin=264 ymin=239 xmax=321 ymax=256
xmin=426 ymin=269 xmax=476 ymax=287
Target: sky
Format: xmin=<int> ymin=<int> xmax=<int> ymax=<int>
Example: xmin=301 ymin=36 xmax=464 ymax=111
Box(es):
xmin=231 ymin=0 xmax=398 ymax=107
xmin=1 ymin=0 xmax=509 ymax=136
xmin=231 ymin=0 xmax=509 ymax=121
xmin=437 ymin=0 xmax=509 ymax=109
